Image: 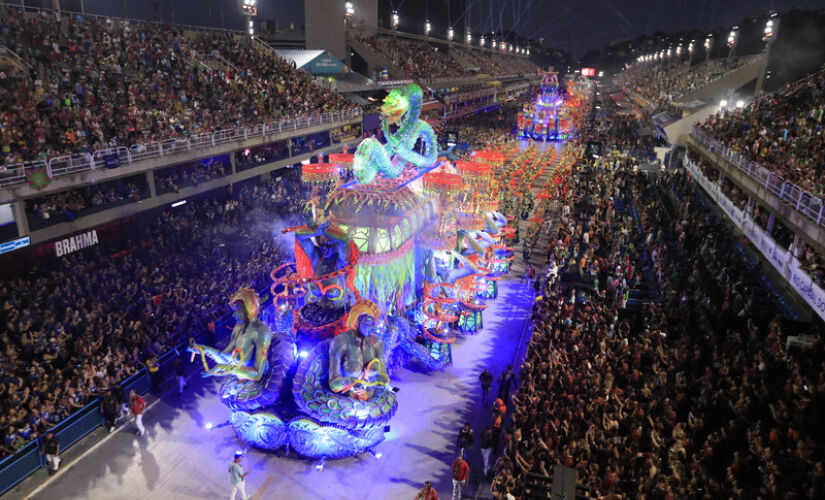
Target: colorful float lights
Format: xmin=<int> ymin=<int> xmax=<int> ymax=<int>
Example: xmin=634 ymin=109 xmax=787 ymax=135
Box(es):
xmin=190 ymin=84 xmax=516 ymax=464
xmin=515 ymin=68 xmax=576 ymax=142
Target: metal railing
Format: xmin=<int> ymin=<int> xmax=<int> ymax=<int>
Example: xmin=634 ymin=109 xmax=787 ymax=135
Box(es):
xmin=0 ymin=110 xmax=361 ymax=189
xmin=690 ymin=126 xmax=825 ymax=227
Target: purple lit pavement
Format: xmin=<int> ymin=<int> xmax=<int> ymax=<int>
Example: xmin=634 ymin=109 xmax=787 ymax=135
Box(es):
xmin=24 ymin=274 xmax=536 ymax=500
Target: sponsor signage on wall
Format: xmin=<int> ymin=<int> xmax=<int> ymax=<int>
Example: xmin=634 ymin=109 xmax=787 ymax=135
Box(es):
xmin=0 ymin=236 xmax=30 ymax=255
xmin=55 ymin=230 xmax=99 ymax=257
xmin=685 ymin=160 xmax=825 ymax=320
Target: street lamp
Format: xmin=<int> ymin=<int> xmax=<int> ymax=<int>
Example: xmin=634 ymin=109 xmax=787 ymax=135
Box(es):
xmin=704 ymin=35 xmax=713 ymax=62
xmin=757 ymin=13 xmax=779 ymax=94
xmin=241 ymin=0 xmax=257 ymax=15
xmin=762 ymin=16 xmax=777 ymax=42
xmin=392 ymin=11 xmax=399 ymax=29
xmin=242 ymin=0 xmax=257 ymax=36
xmin=727 ymin=26 xmax=739 ymax=62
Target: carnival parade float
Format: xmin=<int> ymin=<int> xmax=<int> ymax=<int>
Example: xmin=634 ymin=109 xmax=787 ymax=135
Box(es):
xmin=191 ymin=83 xmax=517 ymax=461
xmin=516 ymin=69 xmax=575 ymax=141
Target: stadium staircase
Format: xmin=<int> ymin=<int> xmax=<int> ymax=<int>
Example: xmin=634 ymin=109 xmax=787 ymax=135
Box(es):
xmin=346 ymin=34 xmax=407 ymax=80
xmin=523 ymin=468 xmax=590 ymax=499
xmin=200 ymin=53 xmax=237 ymax=75
xmin=0 ymin=45 xmax=30 ymax=74
xmin=675 ymin=54 xmax=765 ymax=103
xmin=447 ymin=47 xmax=479 ymax=73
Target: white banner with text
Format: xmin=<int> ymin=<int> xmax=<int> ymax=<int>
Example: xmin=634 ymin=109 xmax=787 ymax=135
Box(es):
xmin=685 ymin=160 xmax=825 ymax=320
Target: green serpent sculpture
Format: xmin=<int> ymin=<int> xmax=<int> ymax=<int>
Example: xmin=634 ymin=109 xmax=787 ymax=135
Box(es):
xmin=353 ymin=83 xmax=438 ymax=185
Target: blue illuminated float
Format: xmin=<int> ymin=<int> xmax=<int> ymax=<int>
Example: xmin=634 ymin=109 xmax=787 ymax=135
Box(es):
xmin=516 ymin=69 xmax=574 ymax=141
xmin=192 ymin=83 xmax=516 ymax=461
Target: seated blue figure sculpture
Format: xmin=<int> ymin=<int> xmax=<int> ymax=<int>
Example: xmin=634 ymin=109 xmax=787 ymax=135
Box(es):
xmin=191 ymin=287 xmax=294 ymax=412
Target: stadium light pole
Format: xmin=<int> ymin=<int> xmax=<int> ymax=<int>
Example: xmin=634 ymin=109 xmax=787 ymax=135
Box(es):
xmin=241 ymin=0 xmax=257 ymax=37
xmin=756 ymin=13 xmax=780 ymax=95
xmin=704 ymin=35 xmax=713 ymax=63
xmin=727 ymin=26 xmax=739 ymax=64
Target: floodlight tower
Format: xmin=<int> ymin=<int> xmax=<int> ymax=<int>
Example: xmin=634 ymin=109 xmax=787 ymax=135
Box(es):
xmin=240 ymin=0 xmax=257 ymax=36
xmin=727 ymin=26 xmax=739 ymax=64
xmin=703 ymin=35 xmax=713 ymax=63
xmin=756 ymin=12 xmax=780 ymax=95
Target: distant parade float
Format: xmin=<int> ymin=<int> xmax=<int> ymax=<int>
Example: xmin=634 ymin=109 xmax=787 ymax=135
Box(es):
xmin=516 ymin=69 xmax=575 ymax=141
xmin=192 ymin=83 xmax=515 ymax=462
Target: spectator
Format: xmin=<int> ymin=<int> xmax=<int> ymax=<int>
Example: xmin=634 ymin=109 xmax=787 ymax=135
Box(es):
xmin=129 ymin=389 xmax=146 ymax=436
xmin=100 ymin=390 xmax=118 ymax=433
xmin=451 ymin=454 xmax=470 ymax=500
xmin=457 ymin=422 xmax=474 ymax=458
xmin=41 ymin=431 xmax=60 ymax=475
xmin=479 ymin=368 xmax=493 ymax=403
xmin=415 ymin=480 xmax=439 ymax=500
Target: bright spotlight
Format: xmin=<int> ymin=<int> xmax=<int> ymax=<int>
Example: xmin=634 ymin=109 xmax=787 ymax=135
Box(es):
xmin=392 ymin=11 xmax=399 ymax=29
xmin=299 ymin=350 xmax=309 ymax=358
xmin=735 ymin=100 xmax=745 ymax=108
xmin=719 ymin=100 xmax=728 ymax=107
xmin=447 ymin=27 xmax=454 ymax=40
xmin=345 ymin=2 xmax=354 ymax=17
xmin=205 ymin=422 xmax=214 ymax=430
xmin=424 ymin=20 xmax=431 ymax=35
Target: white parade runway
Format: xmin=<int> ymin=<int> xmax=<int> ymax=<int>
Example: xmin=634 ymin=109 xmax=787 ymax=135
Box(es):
xmin=25 ymin=274 xmax=536 ymax=500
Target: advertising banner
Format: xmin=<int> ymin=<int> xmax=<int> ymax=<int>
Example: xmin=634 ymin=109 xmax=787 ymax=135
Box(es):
xmin=685 ymin=160 xmax=825 ymax=319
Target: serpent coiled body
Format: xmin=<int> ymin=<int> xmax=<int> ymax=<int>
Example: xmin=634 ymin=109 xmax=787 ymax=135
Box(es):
xmin=353 ymin=83 xmax=438 ymax=184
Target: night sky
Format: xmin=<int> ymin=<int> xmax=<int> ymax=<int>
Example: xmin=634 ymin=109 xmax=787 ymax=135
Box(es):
xmin=429 ymin=0 xmax=825 ymax=55
xmin=50 ymin=0 xmax=825 ymax=56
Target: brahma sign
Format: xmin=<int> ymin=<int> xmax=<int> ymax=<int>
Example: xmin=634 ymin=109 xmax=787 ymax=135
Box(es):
xmin=55 ymin=230 xmax=99 ymax=257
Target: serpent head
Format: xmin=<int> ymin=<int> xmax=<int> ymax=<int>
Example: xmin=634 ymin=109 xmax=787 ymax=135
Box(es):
xmin=381 ymin=88 xmax=409 ymax=125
